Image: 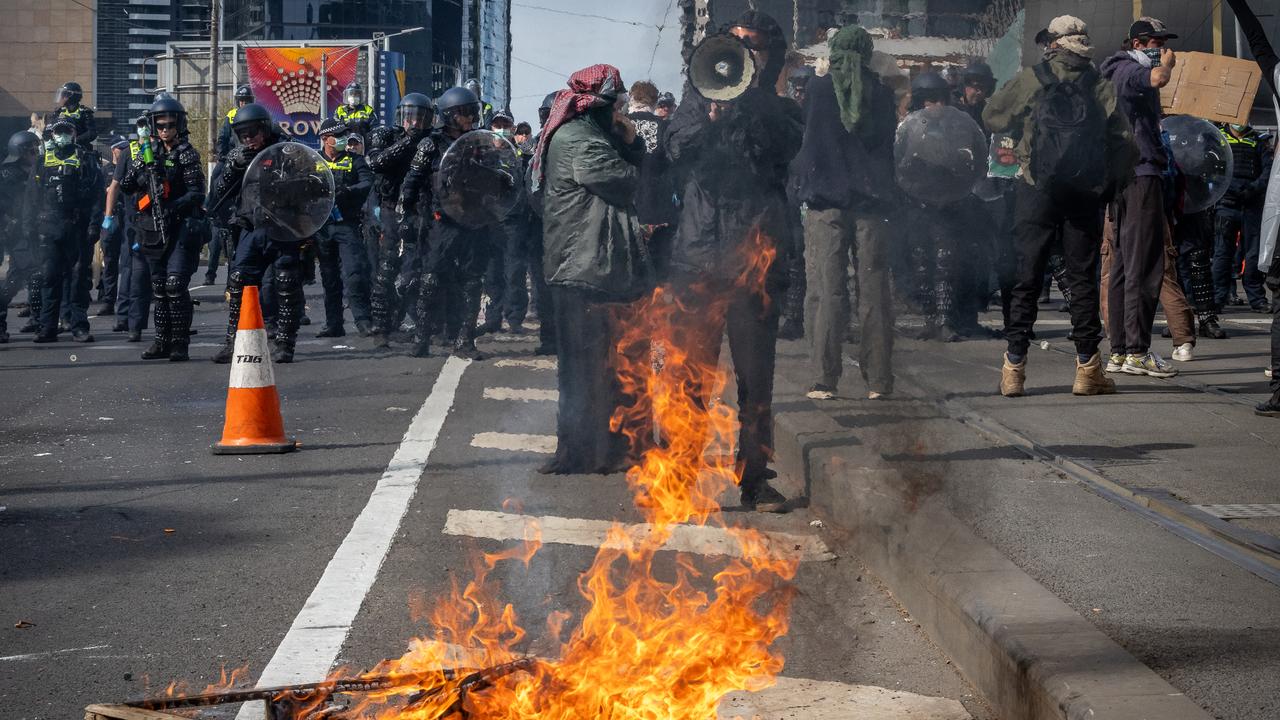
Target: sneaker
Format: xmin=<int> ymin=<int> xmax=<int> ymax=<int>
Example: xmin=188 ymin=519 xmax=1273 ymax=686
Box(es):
xmin=1105 ymin=353 xmax=1125 ymax=373
xmin=741 ymin=481 xmax=788 ymax=513
xmin=868 ymin=390 xmax=890 ymax=400
xmin=1171 ymin=343 xmax=1194 ymax=362
xmin=1122 ymin=351 xmax=1178 ymax=378
xmin=806 ymin=383 xmax=836 ymax=400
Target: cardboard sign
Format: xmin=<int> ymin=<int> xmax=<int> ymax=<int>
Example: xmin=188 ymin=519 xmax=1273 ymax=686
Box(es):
xmin=1160 ymin=51 xmax=1262 ymax=126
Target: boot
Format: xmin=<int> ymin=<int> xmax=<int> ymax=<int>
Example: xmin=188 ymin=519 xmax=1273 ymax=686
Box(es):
xmin=1073 ymin=352 xmax=1117 ymax=396
xmin=452 ymin=278 xmax=487 ymax=360
xmin=141 ymin=299 xmax=171 ymax=360
xmin=213 ymin=284 xmax=242 ymax=364
xmin=1000 ymin=354 xmax=1026 ymax=397
xmin=1257 ymin=389 xmax=1280 ymax=418
xmin=20 ymin=275 xmax=41 ymax=331
xmin=271 ymin=339 xmax=295 ymax=364
xmin=1197 ymin=315 xmax=1228 ymax=340
xmin=272 ymin=272 xmax=303 ymax=364
xmin=167 ymin=297 xmax=193 ymax=362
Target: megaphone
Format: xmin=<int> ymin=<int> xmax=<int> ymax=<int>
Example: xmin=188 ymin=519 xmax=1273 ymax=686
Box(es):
xmin=689 ymin=34 xmax=757 ymax=102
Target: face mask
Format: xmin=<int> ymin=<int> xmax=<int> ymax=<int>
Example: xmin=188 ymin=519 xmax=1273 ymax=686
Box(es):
xmin=334 ymin=137 xmax=348 ymax=152
xmin=493 ymin=128 xmax=512 ymax=138
xmin=52 ymin=133 xmax=73 ymax=148
xmin=1142 ymin=47 xmax=1163 ymax=65
xmin=1230 ymin=124 xmax=1246 ymax=133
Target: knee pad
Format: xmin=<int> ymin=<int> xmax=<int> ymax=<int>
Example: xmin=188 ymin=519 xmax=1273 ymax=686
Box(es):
xmin=164 ymin=274 xmax=187 ymax=299
xmin=151 ymin=277 xmax=167 ymax=301
xmin=227 ymin=270 xmax=247 ymax=294
xmin=274 ymin=268 xmax=302 ymax=293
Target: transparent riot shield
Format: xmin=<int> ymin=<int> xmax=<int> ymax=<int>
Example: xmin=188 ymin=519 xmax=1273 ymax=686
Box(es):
xmin=894 ymin=105 xmax=989 ymax=206
xmin=243 ymin=141 xmax=336 ymax=240
xmin=434 ymin=129 xmax=522 ymax=229
xmin=1162 ymin=115 xmax=1233 ymax=214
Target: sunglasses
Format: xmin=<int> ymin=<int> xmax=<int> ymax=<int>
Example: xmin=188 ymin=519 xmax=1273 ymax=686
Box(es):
xmin=155 ymin=122 xmax=178 ymax=130
xmin=235 ymin=127 xmax=265 ymax=139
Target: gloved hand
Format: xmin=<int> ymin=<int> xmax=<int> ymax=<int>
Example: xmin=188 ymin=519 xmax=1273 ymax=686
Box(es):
xmin=373 ymin=205 xmax=381 ymax=223
xmin=101 ymin=215 xmax=117 ymax=232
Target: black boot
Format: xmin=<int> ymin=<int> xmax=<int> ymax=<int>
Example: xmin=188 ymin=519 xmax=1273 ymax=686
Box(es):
xmin=1256 ymin=389 xmax=1280 ymax=418
xmin=452 ymin=278 xmax=487 ymax=360
xmin=141 ymin=299 xmax=171 ymax=360
xmin=1197 ymin=315 xmax=1228 ymax=339
xmin=168 ymin=296 xmax=193 ymax=362
xmin=272 ymin=270 xmax=302 ymax=364
xmin=213 ymin=282 xmax=242 ymax=364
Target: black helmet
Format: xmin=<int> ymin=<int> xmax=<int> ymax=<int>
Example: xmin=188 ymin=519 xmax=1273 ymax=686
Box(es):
xmin=656 ymin=91 xmax=676 ymax=108
xmin=437 ymin=87 xmax=482 ymax=130
xmin=234 ymin=84 xmax=254 ymax=103
xmin=149 ymin=95 xmax=188 ymax=134
xmin=58 ymin=81 xmax=84 ymax=106
xmin=229 ymin=102 xmax=274 ymax=140
xmin=490 ymin=107 xmax=515 ymax=126
xmin=5 ymin=131 xmax=40 ymax=163
xmin=397 ymin=92 xmax=434 ymax=129
xmin=961 ymin=61 xmax=996 ymax=93
xmin=911 ymin=71 xmax=950 ymax=93
xmin=464 ymin=78 xmax=482 ymax=97
xmin=538 ymin=91 xmax=559 ymax=125
xmin=318 ymin=117 xmax=348 ymax=136
xmin=343 ymin=81 xmax=364 ymax=107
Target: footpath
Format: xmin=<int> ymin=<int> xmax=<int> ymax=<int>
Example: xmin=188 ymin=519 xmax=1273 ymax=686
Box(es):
xmin=769 ymin=306 xmax=1280 ymax=720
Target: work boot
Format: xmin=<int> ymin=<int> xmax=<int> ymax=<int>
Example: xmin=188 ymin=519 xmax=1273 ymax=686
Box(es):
xmin=212 ymin=341 xmax=234 ymax=364
xmin=141 ymin=300 xmax=170 ymax=360
xmin=1198 ymin=316 xmax=1228 ymax=339
xmin=741 ymin=480 xmax=787 ymax=513
xmin=1072 ymin=352 xmax=1117 ymax=396
xmin=1256 ymin=390 xmax=1280 ymax=418
xmin=271 ymin=340 xmax=295 ymax=364
xmin=1000 ymin=354 xmax=1026 ymax=397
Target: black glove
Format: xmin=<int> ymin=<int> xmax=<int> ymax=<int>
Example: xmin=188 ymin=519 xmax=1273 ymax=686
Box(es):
xmin=227 ymin=145 xmax=256 ymax=171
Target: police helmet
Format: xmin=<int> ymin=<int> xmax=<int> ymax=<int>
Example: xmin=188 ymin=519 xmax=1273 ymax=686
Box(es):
xmin=318 ymin=117 xmax=348 ymax=137
xmin=149 ymin=95 xmax=188 ymax=134
xmin=234 ymin=84 xmax=254 ymax=103
xmin=57 ymin=81 xmax=84 ymax=106
xmin=5 ymin=131 xmax=40 ymax=163
xmin=437 ymin=87 xmax=482 ymax=130
xmin=490 ymin=107 xmax=515 ymax=127
xmin=397 ymin=92 xmax=434 ymax=129
xmin=961 ymin=61 xmax=996 ymax=93
xmin=911 ymin=71 xmax=950 ymax=93
xmin=229 ymin=102 xmax=274 ymax=140
xmin=464 ymin=78 xmax=482 ymax=97
xmin=343 ymin=82 xmax=364 ymax=107
xmin=49 ymin=119 xmax=77 ymax=140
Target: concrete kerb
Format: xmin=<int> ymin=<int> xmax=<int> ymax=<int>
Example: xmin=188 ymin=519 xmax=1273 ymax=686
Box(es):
xmin=771 ymin=396 xmax=1212 ymax=720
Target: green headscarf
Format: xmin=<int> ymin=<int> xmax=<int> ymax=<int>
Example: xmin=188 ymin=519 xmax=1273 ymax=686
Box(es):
xmin=828 ymin=25 xmax=875 ymax=133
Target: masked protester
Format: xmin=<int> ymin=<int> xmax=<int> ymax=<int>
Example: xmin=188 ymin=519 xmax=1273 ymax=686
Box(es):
xmin=209 ymin=103 xmax=300 ymax=364
xmin=664 ymin=10 xmax=803 ymax=511
xmin=625 ymin=80 xmax=678 ymax=281
xmin=312 ymin=118 xmax=374 ymax=338
xmin=532 ymin=64 xmax=651 ymax=475
xmin=656 ymin=92 xmax=676 ymax=118
xmin=0 ymin=131 xmax=41 ymax=342
xmin=367 ymin=92 xmax=434 ymax=345
xmin=118 ymin=96 xmax=205 ymax=361
xmin=397 ymin=86 xmax=502 ymax=360
xmin=334 ymin=82 xmax=378 ymax=139
xmin=31 ymin=120 xmax=99 ymax=343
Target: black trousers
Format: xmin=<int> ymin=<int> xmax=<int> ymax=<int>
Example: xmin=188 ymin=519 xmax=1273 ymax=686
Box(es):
xmin=315 ymin=221 xmax=372 ymax=330
xmin=1269 ymin=268 xmax=1280 ymax=392
xmin=482 ymin=214 xmax=531 ymax=328
xmin=1005 ymin=183 xmax=1104 ymax=358
xmin=1108 ymin=176 xmax=1165 ymax=355
xmin=37 ymin=215 xmax=92 ymax=336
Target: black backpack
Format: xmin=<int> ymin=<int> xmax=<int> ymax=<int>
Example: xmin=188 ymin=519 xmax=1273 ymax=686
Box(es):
xmin=1030 ymin=62 xmax=1108 ymax=198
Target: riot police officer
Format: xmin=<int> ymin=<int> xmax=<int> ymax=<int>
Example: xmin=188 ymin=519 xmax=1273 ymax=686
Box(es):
xmin=210 ymin=103 xmax=303 ymax=364
xmin=217 ymin=85 xmax=255 ymax=162
xmin=48 ymin=82 xmax=97 ymax=149
xmin=398 ymin=86 xmax=499 ymax=360
xmin=207 ymin=85 xmax=256 ymax=286
xmin=313 ymin=117 xmax=374 ymax=337
xmin=118 ymin=96 xmax=206 ymax=361
xmin=366 ymin=92 xmax=434 ymax=345
xmin=334 ymin=82 xmax=377 ymax=139
xmin=32 ymin=120 xmax=99 ymax=342
xmin=464 ymin=78 xmax=494 ymax=125
xmin=0 ymin=131 xmax=41 ymax=342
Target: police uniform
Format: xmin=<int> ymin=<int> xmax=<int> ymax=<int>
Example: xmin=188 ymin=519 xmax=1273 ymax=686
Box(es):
xmin=313 ymin=149 xmax=374 ymax=335
xmin=48 ymin=105 xmax=97 ymax=149
xmin=366 ymin=124 xmax=427 ymax=338
xmin=334 ymin=103 xmax=377 ymax=138
xmin=1215 ymin=127 xmax=1271 ymax=310
xmin=33 ymin=144 xmax=99 ymax=341
xmin=0 ymin=154 xmax=38 ymax=340
xmin=119 ymin=138 xmax=205 ymax=360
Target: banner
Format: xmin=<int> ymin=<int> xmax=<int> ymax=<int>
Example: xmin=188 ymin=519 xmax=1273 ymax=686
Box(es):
xmin=245 ymin=47 xmax=357 ymax=147
xmin=378 ymin=51 xmax=406 ymax=127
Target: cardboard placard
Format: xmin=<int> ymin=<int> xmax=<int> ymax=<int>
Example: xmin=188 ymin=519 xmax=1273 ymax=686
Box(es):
xmin=1160 ymin=51 xmax=1263 ymax=126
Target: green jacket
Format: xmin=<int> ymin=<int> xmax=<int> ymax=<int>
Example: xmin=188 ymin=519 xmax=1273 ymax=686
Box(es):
xmin=983 ymin=50 xmax=1136 ymax=189
xmin=541 ymin=116 xmax=651 ymax=300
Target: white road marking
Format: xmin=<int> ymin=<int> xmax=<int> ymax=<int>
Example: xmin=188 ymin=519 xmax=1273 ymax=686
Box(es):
xmin=1223 ymin=317 xmax=1273 ymax=325
xmin=443 ymin=509 xmax=835 ymax=562
xmin=718 ymin=676 xmax=970 ymax=719
xmin=0 ymin=645 xmax=110 ymax=662
xmin=471 ymin=432 xmax=556 ymax=454
xmin=494 ymin=358 xmax=557 ymax=371
xmin=482 ymin=387 xmax=558 ymax=402
xmin=83 ymin=339 xmax=328 ymax=351
xmin=235 ymin=356 xmax=470 ymax=720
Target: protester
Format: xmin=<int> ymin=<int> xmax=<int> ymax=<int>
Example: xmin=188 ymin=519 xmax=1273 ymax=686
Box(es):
xmin=984 ymin=15 xmax=1136 ymax=397
xmin=665 ymin=10 xmax=802 ymax=511
xmin=1099 ymin=17 xmax=1180 ymax=378
xmin=624 ymin=80 xmax=677 ymax=280
xmin=792 ymin=25 xmax=896 ymax=401
xmin=533 ymin=64 xmax=650 ymax=474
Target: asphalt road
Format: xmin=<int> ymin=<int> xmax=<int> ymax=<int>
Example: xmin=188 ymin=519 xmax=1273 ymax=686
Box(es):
xmin=0 ymin=279 xmax=989 ymax=720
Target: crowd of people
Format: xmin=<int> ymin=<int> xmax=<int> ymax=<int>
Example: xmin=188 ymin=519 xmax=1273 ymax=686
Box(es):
xmin=0 ymin=7 xmax=1277 ymax=510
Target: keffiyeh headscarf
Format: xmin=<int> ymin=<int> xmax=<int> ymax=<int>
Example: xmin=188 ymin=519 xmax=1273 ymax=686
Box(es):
xmin=827 ymin=25 xmax=875 ymax=133
xmin=530 ymin=64 xmax=625 ymax=193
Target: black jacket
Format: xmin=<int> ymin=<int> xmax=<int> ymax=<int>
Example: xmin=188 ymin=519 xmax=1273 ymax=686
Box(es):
xmin=790 ymin=72 xmax=896 ymax=212
xmin=320 ymin=150 xmax=373 ymax=222
xmin=120 ymin=140 xmax=205 ymax=233
xmin=208 ymin=135 xmax=284 ymax=232
xmin=367 ymin=126 xmax=426 ymax=206
xmin=1221 ymin=129 xmax=1271 ymax=209
xmin=35 ymin=146 xmax=99 ymax=220
xmin=627 ymin=109 xmax=677 ymax=226
xmin=664 ymin=83 xmax=803 ymax=285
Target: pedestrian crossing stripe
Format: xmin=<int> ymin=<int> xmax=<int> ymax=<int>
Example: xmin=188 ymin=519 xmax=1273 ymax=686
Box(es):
xmin=494 ymin=358 xmax=557 ymax=370
xmin=471 ymin=432 xmax=556 ymax=454
xmin=228 ymin=328 xmax=275 ymax=389
xmin=443 ymin=509 xmax=835 ymax=562
xmin=482 ymin=387 xmax=557 ymax=402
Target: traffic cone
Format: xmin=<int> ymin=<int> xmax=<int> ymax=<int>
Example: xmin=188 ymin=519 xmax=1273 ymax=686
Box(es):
xmin=212 ymin=285 xmax=297 ymax=454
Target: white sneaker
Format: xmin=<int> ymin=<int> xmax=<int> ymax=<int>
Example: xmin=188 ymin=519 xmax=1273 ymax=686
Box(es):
xmin=806 ymin=384 xmax=836 ymax=400
xmin=1122 ymin=351 xmax=1179 ymax=378
xmin=1267 ymin=368 xmax=1274 ymax=379
xmin=1172 ymin=343 xmax=1194 ymax=362
xmin=1105 ymin=352 xmax=1125 ymax=373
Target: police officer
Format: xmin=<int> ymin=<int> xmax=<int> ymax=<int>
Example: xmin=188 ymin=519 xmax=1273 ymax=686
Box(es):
xmin=478 ymin=107 xmax=529 ymax=335
xmin=217 ymin=85 xmax=255 ymax=162
xmin=48 ymin=82 xmax=97 ymax=149
xmin=118 ymin=96 xmax=206 ymax=361
xmin=334 ymin=82 xmax=377 ymax=139
xmin=1215 ymin=122 xmax=1271 ymax=311
xmin=464 ymin=78 xmax=494 ymax=125
xmin=32 ymin=120 xmax=99 ymax=343
xmin=366 ymin=92 xmax=434 ymax=345
xmin=398 ymin=85 xmax=498 ymax=359
xmin=207 ymin=85 xmax=256 ymax=286
xmin=0 ymin=131 xmax=41 ymax=342
xmin=313 ymin=118 xmax=374 ymax=337
xmin=210 ymin=102 xmax=310 ymax=363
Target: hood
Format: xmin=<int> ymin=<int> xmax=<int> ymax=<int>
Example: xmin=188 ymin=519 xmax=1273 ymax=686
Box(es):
xmin=1099 ymin=49 xmax=1137 ymax=79
xmin=726 ymin=10 xmax=788 ymax=89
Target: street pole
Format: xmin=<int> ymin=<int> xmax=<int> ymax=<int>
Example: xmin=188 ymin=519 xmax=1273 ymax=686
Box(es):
xmin=208 ymin=0 xmax=220 ymax=172
xmin=320 ymin=52 xmax=329 ymax=119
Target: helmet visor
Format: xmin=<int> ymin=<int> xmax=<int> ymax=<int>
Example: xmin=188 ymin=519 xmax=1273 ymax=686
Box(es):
xmin=344 ymin=88 xmax=363 ymax=106
xmin=400 ymin=105 xmax=431 ymax=129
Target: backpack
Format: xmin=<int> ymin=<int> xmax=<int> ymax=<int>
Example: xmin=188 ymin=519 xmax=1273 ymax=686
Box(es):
xmin=1030 ymin=62 xmax=1108 ymax=198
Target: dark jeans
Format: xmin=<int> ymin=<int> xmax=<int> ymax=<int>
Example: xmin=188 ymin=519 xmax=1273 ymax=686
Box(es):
xmin=37 ymin=216 xmax=92 ymax=336
xmin=1107 ymin=176 xmax=1165 ymax=355
xmin=1215 ymin=206 xmax=1267 ymax=308
xmin=315 ymin=221 xmax=372 ymax=330
xmin=483 ymin=215 xmax=531 ymax=327
xmin=1005 ymin=183 xmax=1104 ymax=358
xmin=1271 ymin=273 xmax=1280 ymax=392
xmin=99 ymin=225 xmax=122 ymax=305
xmin=528 ymin=216 xmax=555 ymax=349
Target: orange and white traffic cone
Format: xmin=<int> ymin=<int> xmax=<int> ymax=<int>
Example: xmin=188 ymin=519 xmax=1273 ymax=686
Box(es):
xmin=212 ymin=285 xmax=297 ymax=454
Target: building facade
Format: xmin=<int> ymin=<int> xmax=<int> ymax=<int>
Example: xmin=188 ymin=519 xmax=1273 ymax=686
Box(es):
xmin=0 ymin=0 xmax=97 ymax=141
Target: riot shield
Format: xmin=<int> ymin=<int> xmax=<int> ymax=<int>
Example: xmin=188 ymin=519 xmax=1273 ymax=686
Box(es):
xmin=894 ymin=106 xmax=988 ymax=206
xmin=434 ymin=129 xmax=522 ymax=228
xmin=1162 ymin=115 xmax=1233 ymax=214
xmin=243 ymin=142 xmax=336 ymax=240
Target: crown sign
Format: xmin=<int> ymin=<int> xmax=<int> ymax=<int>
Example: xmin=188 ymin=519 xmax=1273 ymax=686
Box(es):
xmin=267 ymin=60 xmax=339 ymax=115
